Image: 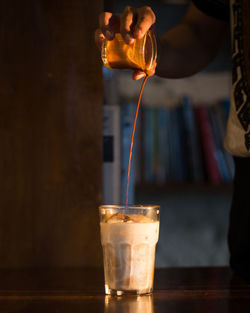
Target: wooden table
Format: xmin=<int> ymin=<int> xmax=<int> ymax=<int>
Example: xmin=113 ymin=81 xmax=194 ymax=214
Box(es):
xmin=0 ymin=267 xmax=250 ymax=312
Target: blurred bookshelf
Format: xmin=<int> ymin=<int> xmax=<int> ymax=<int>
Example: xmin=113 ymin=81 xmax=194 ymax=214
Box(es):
xmin=135 ymin=182 xmax=233 ymax=194
xmin=102 ymin=67 xmax=233 ymax=204
xmin=136 ymin=98 xmax=234 ymax=187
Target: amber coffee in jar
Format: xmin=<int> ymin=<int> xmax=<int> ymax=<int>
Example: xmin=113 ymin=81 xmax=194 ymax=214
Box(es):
xmin=101 ymin=30 xmax=157 ymax=76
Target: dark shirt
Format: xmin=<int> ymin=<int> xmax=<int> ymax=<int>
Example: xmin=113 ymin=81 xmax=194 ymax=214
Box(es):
xmin=193 ymin=0 xmax=250 ymax=155
xmin=192 ymin=0 xmax=230 ymax=22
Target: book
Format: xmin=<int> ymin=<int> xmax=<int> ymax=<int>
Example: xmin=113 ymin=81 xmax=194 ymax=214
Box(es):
xmin=166 ymin=107 xmax=176 ymax=181
xmin=102 ymin=105 xmax=121 ymax=204
xmin=213 ymin=103 xmax=234 ymax=180
xmin=195 ymin=106 xmax=221 ymax=184
xmin=157 ymin=107 xmax=170 ymax=183
xmin=179 ymin=97 xmax=204 ymax=182
xmin=144 ymin=107 xmax=155 ymax=183
xmin=221 ymin=98 xmax=230 ymax=119
xmin=120 ymin=102 xmax=138 ymax=205
xmin=208 ymin=106 xmax=231 ymax=182
xmin=153 ymin=108 xmax=161 ymax=183
xmin=171 ymin=105 xmax=187 ymax=182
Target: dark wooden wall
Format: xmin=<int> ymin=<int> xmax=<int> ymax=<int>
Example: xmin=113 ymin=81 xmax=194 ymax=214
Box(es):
xmin=0 ymin=0 xmax=103 ymax=267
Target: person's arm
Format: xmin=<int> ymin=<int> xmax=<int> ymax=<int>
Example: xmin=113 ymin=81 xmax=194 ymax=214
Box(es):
xmin=156 ymin=3 xmax=228 ymax=78
xmin=95 ymin=3 xmax=228 ymax=80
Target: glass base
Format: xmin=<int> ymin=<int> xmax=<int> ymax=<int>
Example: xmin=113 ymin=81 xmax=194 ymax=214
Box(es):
xmin=105 ymin=284 xmax=153 ymax=295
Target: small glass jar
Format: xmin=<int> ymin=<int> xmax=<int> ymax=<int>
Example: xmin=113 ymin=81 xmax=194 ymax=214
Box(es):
xmin=101 ymin=30 xmax=157 ymax=76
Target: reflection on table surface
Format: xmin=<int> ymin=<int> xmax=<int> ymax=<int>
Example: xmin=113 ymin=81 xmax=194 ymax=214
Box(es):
xmin=0 ymin=268 xmax=250 ymax=312
xmin=105 ymin=294 xmax=153 ymax=313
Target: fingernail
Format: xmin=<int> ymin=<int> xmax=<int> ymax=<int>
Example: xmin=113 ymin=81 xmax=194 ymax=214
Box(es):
xmin=106 ymin=30 xmax=114 ymax=40
xmin=136 ymin=72 xmax=146 ymax=80
xmin=125 ymin=34 xmax=134 ymax=44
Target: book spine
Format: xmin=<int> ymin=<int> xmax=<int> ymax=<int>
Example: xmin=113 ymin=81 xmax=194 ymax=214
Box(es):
xmin=120 ymin=102 xmax=138 ymax=205
xmin=103 ymin=105 xmax=121 ymax=204
xmin=157 ymin=108 xmax=169 ymax=183
xmin=144 ymin=107 xmax=155 ymax=183
xmin=153 ymin=108 xmax=161 ymax=183
xmin=195 ymin=106 xmax=221 ymax=184
xmin=182 ymin=97 xmax=205 ymax=182
xmin=168 ymin=107 xmax=178 ymax=181
xmin=208 ymin=105 xmax=232 ymax=182
xmin=214 ymin=103 xmax=235 ymax=180
xmin=179 ymin=99 xmax=192 ymax=181
xmin=173 ymin=105 xmax=187 ymax=182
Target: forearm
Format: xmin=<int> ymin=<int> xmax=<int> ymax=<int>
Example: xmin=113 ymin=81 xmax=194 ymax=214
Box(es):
xmin=96 ymin=3 xmax=228 ymax=80
xmin=156 ymin=25 xmax=215 ymax=78
xmin=156 ymin=4 xmax=228 ymax=78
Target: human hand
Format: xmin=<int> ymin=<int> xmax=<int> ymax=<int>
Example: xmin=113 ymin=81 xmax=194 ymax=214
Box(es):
xmin=95 ymin=6 xmax=156 ymax=80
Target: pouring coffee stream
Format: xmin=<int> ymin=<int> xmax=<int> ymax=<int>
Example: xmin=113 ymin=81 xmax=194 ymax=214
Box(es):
xmin=101 ymin=30 xmax=157 ymax=205
xmin=125 ymin=75 xmax=149 ymax=207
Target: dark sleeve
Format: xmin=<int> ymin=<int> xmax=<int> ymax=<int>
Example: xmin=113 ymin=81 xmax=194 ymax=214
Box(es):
xmin=192 ymin=0 xmax=230 ymax=22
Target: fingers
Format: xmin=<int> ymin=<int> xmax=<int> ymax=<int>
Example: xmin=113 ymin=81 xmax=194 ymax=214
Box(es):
xmin=99 ymin=12 xmax=120 ymax=40
xmin=134 ymin=6 xmax=156 ymax=39
xmin=120 ymin=6 xmax=135 ymax=44
xmin=133 ymin=57 xmax=157 ymax=79
xmin=99 ymin=12 xmax=114 ymax=40
xmin=95 ymin=12 xmax=121 ymax=50
xmin=95 ymin=28 xmax=105 ymax=51
xmin=120 ymin=6 xmax=156 ymax=44
xmin=97 ymin=6 xmax=155 ymax=45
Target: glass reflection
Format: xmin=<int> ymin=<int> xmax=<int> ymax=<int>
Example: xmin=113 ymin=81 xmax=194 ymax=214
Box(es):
xmin=104 ymin=294 xmax=154 ymax=313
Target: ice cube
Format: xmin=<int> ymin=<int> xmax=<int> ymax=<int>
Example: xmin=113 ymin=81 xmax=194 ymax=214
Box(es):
xmin=106 ymin=212 xmax=129 ymax=223
xmin=105 ymin=213 xmax=153 ymax=223
xmin=128 ymin=214 xmax=153 ymax=223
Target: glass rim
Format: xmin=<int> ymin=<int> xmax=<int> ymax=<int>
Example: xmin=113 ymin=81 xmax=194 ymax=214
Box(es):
xmin=99 ymin=204 xmax=160 ymax=210
xmin=143 ymin=29 xmax=157 ymax=71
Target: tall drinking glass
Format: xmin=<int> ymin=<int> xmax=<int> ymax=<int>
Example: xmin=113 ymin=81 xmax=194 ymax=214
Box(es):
xmin=99 ymin=205 xmax=160 ymax=295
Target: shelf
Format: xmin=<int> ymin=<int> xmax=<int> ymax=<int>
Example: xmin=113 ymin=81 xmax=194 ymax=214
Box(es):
xmin=135 ymin=182 xmax=233 ymax=194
